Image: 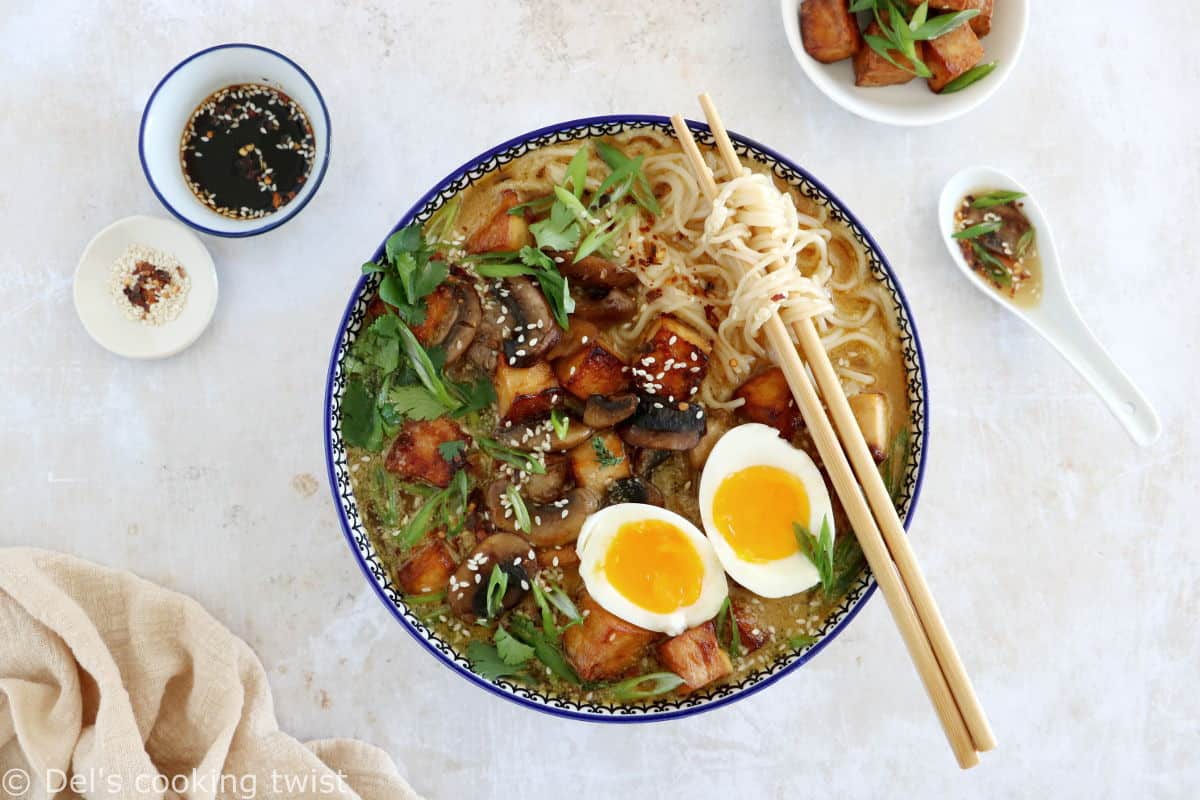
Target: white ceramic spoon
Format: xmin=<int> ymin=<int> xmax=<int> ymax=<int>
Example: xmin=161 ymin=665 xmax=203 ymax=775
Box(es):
xmin=938 ymin=166 xmax=1162 ymax=447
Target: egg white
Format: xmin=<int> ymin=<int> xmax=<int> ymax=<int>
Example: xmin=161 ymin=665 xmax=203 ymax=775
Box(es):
xmin=698 ymin=423 xmax=835 ymax=598
xmin=576 ymin=503 xmax=728 ymax=636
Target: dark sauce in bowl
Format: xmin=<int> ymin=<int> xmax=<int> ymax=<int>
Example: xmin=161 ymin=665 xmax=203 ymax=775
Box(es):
xmin=180 ymin=83 xmax=314 ymax=220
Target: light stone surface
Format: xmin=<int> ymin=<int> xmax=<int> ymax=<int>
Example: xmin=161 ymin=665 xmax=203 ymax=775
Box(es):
xmin=2 ymin=2 xmax=1197 ymax=798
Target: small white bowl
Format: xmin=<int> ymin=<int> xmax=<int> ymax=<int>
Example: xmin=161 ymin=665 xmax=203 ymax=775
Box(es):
xmin=780 ymin=0 xmax=1029 ymax=127
xmin=138 ymin=43 xmax=331 ymax=237
xmin=74 ymin=215 xmax=218 ymax=359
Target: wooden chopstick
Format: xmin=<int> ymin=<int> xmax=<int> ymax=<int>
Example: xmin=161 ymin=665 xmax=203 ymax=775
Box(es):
xmin=669 ymin=110 xmax=981 ymax=769
xmin=696 ymin=94 xmax=996 ymax=755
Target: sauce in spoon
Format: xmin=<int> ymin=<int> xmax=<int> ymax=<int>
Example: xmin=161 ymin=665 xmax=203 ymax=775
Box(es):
xmin=952 ymin=190 xmax=1042 ymax=308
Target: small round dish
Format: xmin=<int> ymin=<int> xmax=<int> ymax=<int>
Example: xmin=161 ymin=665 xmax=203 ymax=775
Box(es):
xmin=324 ymin=115 xmax=931 ymax=722
xmin=779 ymin=0 xmax=1029 ymax=127
xmin=74 ymin=215 xmax=218 ymax=359
xmin=138 ymin=43 xmax=331 ymax=237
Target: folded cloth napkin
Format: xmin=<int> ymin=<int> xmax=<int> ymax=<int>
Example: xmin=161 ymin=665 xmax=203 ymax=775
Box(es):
xmin=0 ymin=548 xmax=422 ymax=800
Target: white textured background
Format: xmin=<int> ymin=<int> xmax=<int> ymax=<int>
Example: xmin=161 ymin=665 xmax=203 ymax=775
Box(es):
xmin=2 ymin=2 xmax=1197 ymax=798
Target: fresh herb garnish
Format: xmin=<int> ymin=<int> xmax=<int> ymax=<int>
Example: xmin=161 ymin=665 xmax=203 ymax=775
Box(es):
xmin=531 ymin=582 xmax=559 ymax=637
xmin=485 ymin=564 xmax=509 ymax=618
xmin=474 ymin=246 xmax=576 ymax=330
xmin=610 ymin=672 xmax=685 ymax=701
xmin=970 ymin=242 xmax=1013 ymax=287
xmin=1016 ymin=228 xmax=1036 ymax=258
xmin=829 ymin=533 xmax=867 ymax=597
xmin=437 ymin=439 xmax=467 ymax=462
xmin=879 ymin=426 xmax=911 ymax=506
xmin=403 ymin=590 xmax=447 ymax=605
xmin=591 ymin=436 xmax=624 ymax=468
xmin=715 ymin=596 xmax=743 ymax=657
xmin=386 ymin=384 xmax=448 ymax=422
xmin=394 ymin=469 xmax=471 ymax=548
xmin=341 ymin=378 xmax=385 ymax=450
xmin=495 ymin=625 xmax=534 ymax=665
xmin=940 ymin=61 xmax=999 ymax=94
xmin=506 ymin=614 xmax=581 ymax=685
xmin=467 ymin=640 xmax=525 ymax=681
xmin=794 ymin=516 xmax=836 ymax=594
xmin=971 ymin=190 xmax=1026 ymax=209
xmin=952 ymin=221 xmax=1002 ymax=241
xmin=550 ymin=408 xmax=571 ymax=440
xmin=594 ymin=141 xmax=661 ymax=216
xmin=505 ymin=484 xmax=532 ymax=534
xmin=529 ymin=197 xmax=582 ymax=252
xmin=363 ymin=224 xmax=449 ymax=326
xmin=478 ymin=437 xmax=546 ymax=475
xmin=423 ymin=195 xmax=462 ymax=247
xmin=850 ymin=1 xmax=984 ymax=80
xmin=544 ymin=584 xmax=583 ymax=627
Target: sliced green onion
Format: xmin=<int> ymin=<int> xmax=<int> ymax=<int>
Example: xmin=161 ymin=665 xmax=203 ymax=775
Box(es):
xmin=971 ymin=188 xmax=1025 ymax=208
xmin=550 ymin=408 xmax=570 ymax=441
xmin=611 ymin=672 xmax=686 ymax=701
xmin=485 ymin=564 xmax=509 ymax=618
xmin=506 ymin=485 xmax=532 ymax=533
xmin=788 ymin=634 xmax=818 ymax=649
xmin=940 ymin=61 xmax=998 ymax=94
xmin=951 ymin=221 xmax=1002 ymax=240
xmin=403 ymin=591 xmax=447 ymax=605
xmin=1016 ymin=228 xmax=1036 ymax=257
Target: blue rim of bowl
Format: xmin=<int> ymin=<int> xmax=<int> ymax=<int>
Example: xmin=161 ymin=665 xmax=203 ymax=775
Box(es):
xmin=323 ymin=114 xmax=931 ymax=722
xmin=137 ymin=42 xmax=332 ymax=239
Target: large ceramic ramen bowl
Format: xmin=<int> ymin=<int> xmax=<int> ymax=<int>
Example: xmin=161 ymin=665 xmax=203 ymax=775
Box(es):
xmin=324 ymin=115 xmax=929 ymax=721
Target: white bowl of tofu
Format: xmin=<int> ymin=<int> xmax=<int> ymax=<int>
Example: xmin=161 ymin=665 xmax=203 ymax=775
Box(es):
xmin=781 ymin=0 xmax=1029 ymax=127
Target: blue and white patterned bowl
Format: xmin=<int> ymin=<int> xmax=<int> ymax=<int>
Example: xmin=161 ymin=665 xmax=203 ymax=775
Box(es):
xmin=324 ymin=116 xmax=930 ymax=721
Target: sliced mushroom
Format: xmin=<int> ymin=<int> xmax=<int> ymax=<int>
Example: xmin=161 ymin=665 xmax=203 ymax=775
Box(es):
xmin=619 ymin=398 xmax=707 ymax=451
xmin=605 ymin=477 xmax=664 ymax=507
xmin=570 ymin=287 xmax=637 ymax=324
xmin=497 ymin=277 xmax=561 ymax=368
xmin=465 ymin=290 xmax=504 ymax=373
xmin=631 ymin=447 xmax=672 ymax=477
xmin=440 ymin=280 xmax=482 ymax=364
xmin=524 ymin=453 xmax=571 ymax=503
xmin=688 ymin=407 xmax=733 ymax=471
xmin=448 ymin=532 xmax=539 ymax=621
xmin=496 ymin=418 xmax=594 ymax=453
xmin=485 ymin=481 xmax=600 ymax=547
xmin=556 ymin=253 xmax=638 ymax=289
xmin=582 ymin=393 xmax=639 ymax=429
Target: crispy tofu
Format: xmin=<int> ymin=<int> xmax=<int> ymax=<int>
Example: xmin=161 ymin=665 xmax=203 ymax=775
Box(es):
xmin=731 ymin=600 xmax=770 ymax=654
xmin=929 ymin=0 xmax=992 ymax=34
xmin=925 ymin=22 xmax=984 ymax=92
xmin=656 ymin=622 xmax=733 ymax=694
xmin=407 ymin=281 xmax=456 ymax=347
xmin=384 ymin=417 xmax=468 ymax=488
xmin=633 ymin=316 xmax=712 ymax=402
xmin=563 ymin=593 xmax=658 ymax=681
xmin=734 ymin=367 xmax=803 ymax=440
xmin=853 ymin=21 xmax=924 ymax=87
xmin=396 ymin=540 xmax=457 ymax=595
xmin=494 ymin=360 xmax=564 ymax=425
xmin=568 ymin=431 xmax=631 ymax=491
xmin=466 ymin=189 xmax=529 ymax=253
xmin=800 ymin=0 xmax=863 ymax=64
xmin=553 ymin=340 xmax=630 ymax=400
xmin=545 ymin=319 xmax=603 ymax=361
xmin=848 ymin=392 xmax=890 ymax=463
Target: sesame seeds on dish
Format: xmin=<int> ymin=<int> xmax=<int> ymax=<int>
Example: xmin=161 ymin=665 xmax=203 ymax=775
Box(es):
xmin=109 ymin=244 xmax=191 ymax=325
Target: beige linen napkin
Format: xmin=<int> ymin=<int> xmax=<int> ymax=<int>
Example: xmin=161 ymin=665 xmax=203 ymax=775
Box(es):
xmin=0 ymin=548 xmax=422 ymax=800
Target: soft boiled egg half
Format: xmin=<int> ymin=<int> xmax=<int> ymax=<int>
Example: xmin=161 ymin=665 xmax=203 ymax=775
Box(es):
xmin=577 ymin=504 xmax=728 ymax=636
xmin=699 ymin=423 xmax=835 ymax=598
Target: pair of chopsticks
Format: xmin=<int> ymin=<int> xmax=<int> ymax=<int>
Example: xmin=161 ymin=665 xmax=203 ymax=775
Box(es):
xmin=671 ymin=94 xmax=995 ymax=769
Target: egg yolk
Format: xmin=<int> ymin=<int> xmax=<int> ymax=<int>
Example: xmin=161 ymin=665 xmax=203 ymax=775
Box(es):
xmin=712 ymin=465 xmax=809 ymax=562
xmin=602 ymin=519 xmax=704 ymax=613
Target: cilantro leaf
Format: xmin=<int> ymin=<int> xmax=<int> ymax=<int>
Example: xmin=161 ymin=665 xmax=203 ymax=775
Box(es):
xmin=529 ymin=201 xmax=581 ymax=251
xmin=342 ymin=378 xmax=384 ymax=450
xmin=467 ymin=641 xmax=525 ymax=681
xmin=506 ymin=614 xmax=580 ymax=685
xmin=495 ymin=625 xmax=535 ymax=666
xmin=388 ymin=385 xmax=447 ymax=421
xmin=437 ymin=439 xmax=466 ymax=462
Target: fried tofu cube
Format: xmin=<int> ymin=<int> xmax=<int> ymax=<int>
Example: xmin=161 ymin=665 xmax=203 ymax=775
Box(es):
xmin=494 ymin=360 xmax=564 ymax=424
xmin=466 ymin=189 xmax=529 ymax=253
xmin=634 ymin=316 xmax=712 ymax=402
xmin=407 ymin=281 xmax=456 ymax=347
xmin=731 ymin=600 xmax=770 ymax=653
xmin=925 ymin=22 xmax=984 ymax=92
xmin=656 ymin=622 xmax=733 ymax=693
xmin=929 ymin=0 xmax=992 ymax=34
xmin=564 ymin=593 xmax=659 ymax=681
xmin=553 ymin=340 xmax=630 ymax=400
xmin=396 ymin=540 xmax=457 ymax=595
xmin=734 ymin=367 xmax=803 ymax=440
xmin=384 ymin=417 xmax=468 ymax=488
xmin=800 ymin=0 xmax=863 ymax=63
xmin=853 ymin=21 xmax=924 ymax=87
xmin=568 ymin=431 xmax=631 ymax=491
xmin=849 ymin=392 xmax=890 ymax=463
